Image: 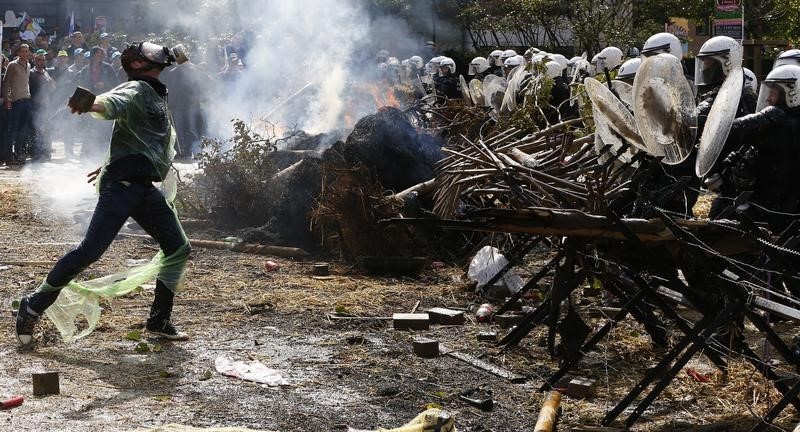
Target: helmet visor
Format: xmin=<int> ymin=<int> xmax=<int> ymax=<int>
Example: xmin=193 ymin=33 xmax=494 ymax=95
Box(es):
xmin=694 ymin=56 xmax=725 ymax=86
xmin=756 ymin=82 xmax=789 ymax=111
xmin=139 ymin=42 xmax=174 ymax=65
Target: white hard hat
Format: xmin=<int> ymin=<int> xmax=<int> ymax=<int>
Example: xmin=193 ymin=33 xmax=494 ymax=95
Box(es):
xmin=695 ymin=36 xmax=742 ymax=86
xmin=387 ymin=57 xmax=400 ymax=67
xmin=409 ymin=55 xmax=424 ymax=69
xmin=617 ymin=58 xmax=642 ymax=80
xmin=431 ymin=56 xmax=446 ymax=66
xmin=641 ymin=32 xmax=683 ymax=60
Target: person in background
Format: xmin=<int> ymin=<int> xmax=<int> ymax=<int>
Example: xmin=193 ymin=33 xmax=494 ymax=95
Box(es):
xmin=3 ymin=44 xmax=33 ymax=165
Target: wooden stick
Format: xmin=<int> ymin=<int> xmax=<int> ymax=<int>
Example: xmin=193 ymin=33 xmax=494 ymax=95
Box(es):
xmin=118 ymin=234 xmax=309 ymax=258
xmin=534 ymin=391 xmax=561 ymax=432
xmin=0 ymin=261 xmax=55 ymax=267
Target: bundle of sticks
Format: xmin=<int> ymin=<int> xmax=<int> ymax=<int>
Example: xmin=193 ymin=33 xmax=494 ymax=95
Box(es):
xmin=433 ymin=117 xmax=638 ymax=218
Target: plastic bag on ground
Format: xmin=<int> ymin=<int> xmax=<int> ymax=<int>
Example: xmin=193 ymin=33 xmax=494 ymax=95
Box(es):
xmin=214 ymin=355 xmax=289 ymax=387
xmin=467 ymin=246 xmax=524 ymax=298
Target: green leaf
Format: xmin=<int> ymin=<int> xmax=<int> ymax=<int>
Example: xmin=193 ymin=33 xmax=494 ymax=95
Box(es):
xmin=11 ymin=300 xmax=20 ymax=310
xmin=426 ymin=402 xmax=443 ymax=410
xmin=152 ymin=344 xmax=163 ymax=353
xmin=158 ymin=370 xmax=172 ymax=378
xmin=334 ymin=304 xmax=351 ymax=315
xmin=125 ymin=330 xmax=142 ymax=341
xmin=199 ymin=370 xmax=213 ymax=381
xmin=134 ymin=342 xmax=150 ymax=353
xmin=153 ymin=394 xmax=171 ymax=402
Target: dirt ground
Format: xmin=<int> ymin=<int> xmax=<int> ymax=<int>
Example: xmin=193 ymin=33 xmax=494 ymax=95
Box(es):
xmin=1 ymin=162 xmax=799 ymax=432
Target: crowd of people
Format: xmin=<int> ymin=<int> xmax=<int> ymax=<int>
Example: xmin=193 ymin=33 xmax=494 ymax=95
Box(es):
xmin=0 ymin=29 xmax=222 ymax=166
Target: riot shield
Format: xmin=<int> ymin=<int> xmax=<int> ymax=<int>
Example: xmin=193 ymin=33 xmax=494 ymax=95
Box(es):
xmin=469 ymin=79 xmax=485 ymax=106
xmin=633 ymin=54 xmax=697 ymax=164
xmin=592 ymin=105 xmax=635 ymax=164
xmin=460 ymin=75 xmax=473 ymax=106
xmin=695 ymin=67 xmax=743 ymax=177
xmin=611 ymin=80 xmax=633 ymax=108
xmin=584 ymin=77 xmax=648 ymax=152
xmin=483 ymin=75 xmax=507 ymax=112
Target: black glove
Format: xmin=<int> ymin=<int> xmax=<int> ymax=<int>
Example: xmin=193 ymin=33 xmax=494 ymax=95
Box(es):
xmin=68 ymin=86 xmax=96 ymax=114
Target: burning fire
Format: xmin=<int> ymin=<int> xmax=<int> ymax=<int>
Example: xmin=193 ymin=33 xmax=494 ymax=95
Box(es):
xmin=367 ymin=84 xmax=402 ymax=110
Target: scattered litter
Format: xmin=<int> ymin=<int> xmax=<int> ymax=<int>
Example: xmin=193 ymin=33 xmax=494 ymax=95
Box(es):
xmin=264 ymin=260 xmax=280 ymax=272
xmin=475 ymin=303 xmax=494 ymax=322
xmin=214 ymin=355 xmax=289 ymax=387
xmin=458 ymin=388 xmax=493 ymax=411
xmin=126 ymin=258 xmax=150 ymax=267
xmin=685 ymin=368 xmax=711 ymax=383
xmin=430 ymin=261 xmax=446 ymax=270
xmin=467 ymin=246 xmax=523 ymax=298
xmin=0 ymin=265 xmax=11 ymax=271
xmin=0 ymin=396 xmax=23 ymax=410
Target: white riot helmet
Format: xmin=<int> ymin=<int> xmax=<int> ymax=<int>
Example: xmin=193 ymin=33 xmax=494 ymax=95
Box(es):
xmin=468 ymin=57 xmax=489 ymax=75
xmin=694 ymin=36 xmax=743 ymax=86
xmin=387 ymin=57 xmax=400 ymax=68
xmin=567 ymin=56 xmax=582 ymax=77
xmin=617 ymin=58 xmax=641 ymax=81
xmin=409 ymin=55 xmax=424 ymax=69
xmin=544 ymin=61 xmax=564 ymax=79
xmin=501 ymin=49 xmax=518 ymax=63
xmin=439 ymin=57 xmax=456 ymax=75
xmin=550 ymin=54 xmax=569 ymax=69
xmin=775 ymin=49 xmax=800 ymax=68
xmin=597 ymin=46 xmax=624 ymax=72
xmin=590 ymin=53 xmax=600 ymax=75
xmin=503 ymin=55 xmax=522 ymax=77
xmin=756 ymin=65 xmax=800 ymax=110
xmin=489 ymin=50 xmax=504 ymax=67
xmin=641 ymin=32 xmax=682 ymax=60
xmin=514 ymin=54 xmax=526 ymax=67
xmin=743 ymin=67 xmax=758 ymax=93
xmin=531 ymin=54 xmax=546 ymax=65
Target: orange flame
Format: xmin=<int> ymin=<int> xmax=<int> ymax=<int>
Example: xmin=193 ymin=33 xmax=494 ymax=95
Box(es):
xmin=367 ymin=84 xmax=402 ymax=109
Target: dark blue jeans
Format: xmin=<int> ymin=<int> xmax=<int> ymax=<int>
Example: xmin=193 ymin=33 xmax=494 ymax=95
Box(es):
xmin=3 ymin=99 xmax=33 ymax=162
xmin=27 ymin=179 xmax=191 ymax=320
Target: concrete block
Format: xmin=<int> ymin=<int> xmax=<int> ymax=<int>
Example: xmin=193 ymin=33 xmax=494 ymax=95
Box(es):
xmin=567 ymin=377 xmax=597 ymax=399
xmin=413 ymin=338 xmax=439 ymax=358
xmin=426 ymin=307 xmax=465 ymax=325
xmin=495 ymin=313 xmax=525 ymax=329
xmin=32 ymin=371 xmax=59 ymax=396
xmin=392 ymin=313 xmax=430 ymax=331
xmin=477 ymin=331 xmax=497 ymax=342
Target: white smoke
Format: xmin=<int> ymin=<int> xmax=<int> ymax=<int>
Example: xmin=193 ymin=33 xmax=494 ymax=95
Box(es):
xmin=150 ymin=0 xmax=425 ymax=141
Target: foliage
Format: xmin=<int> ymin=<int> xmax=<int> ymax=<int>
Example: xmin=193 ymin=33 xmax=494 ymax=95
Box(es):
xmin=184 ymin=119 xmax=280 ymax=227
